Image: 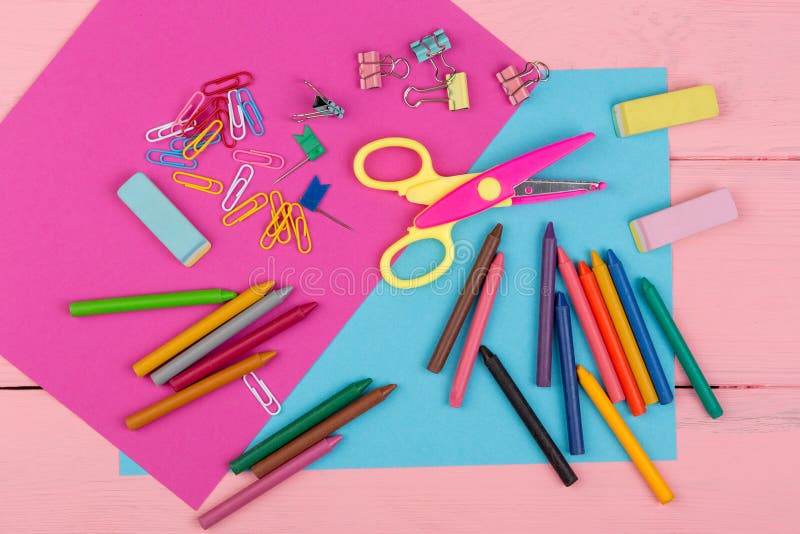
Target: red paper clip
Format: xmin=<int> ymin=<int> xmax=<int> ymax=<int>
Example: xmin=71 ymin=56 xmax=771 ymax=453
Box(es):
xmin=201 ymin=71 xmax=254 ymax=96
xmin=181 ymin=96 xmax=227 ymax=137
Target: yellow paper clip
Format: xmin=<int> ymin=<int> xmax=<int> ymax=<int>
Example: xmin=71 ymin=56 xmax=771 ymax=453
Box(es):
xmin=260 ymin=201 xmax=294 ymax=250
xmin=292 ymin=205 xmax=312 ymax=254
xmin=172 ymin=171 xmax=224 ymax=195
xmin=222 ymin=192 xmax=270 ymax=227
xmin=402 ymin=72 xmax=469 ymax=111
xmin=182 ymin=119 xmax=223 ymax=160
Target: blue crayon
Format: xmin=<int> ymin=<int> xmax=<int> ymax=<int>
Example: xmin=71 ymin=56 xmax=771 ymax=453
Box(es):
xmin=554 ymin=292 xmax=585 ymax=455
xmin=605 ymin=250 xmax=673 ymax=405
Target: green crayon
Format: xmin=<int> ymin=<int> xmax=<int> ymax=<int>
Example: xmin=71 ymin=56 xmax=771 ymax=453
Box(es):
xmin=69 ymin=289 xmax=237 ymax=317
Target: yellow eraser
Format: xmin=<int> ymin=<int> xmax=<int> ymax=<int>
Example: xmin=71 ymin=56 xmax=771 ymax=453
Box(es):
xmin=612 ymin=84 xmax=718 ymax=137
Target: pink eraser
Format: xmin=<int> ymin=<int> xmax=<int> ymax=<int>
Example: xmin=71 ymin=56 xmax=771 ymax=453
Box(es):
xmin=629 ymin=188 xmax=738 ymax=252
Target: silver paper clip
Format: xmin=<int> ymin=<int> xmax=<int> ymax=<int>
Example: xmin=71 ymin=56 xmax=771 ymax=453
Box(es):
xmin=291 ymin=81 xmax=345 ymax=122
xmin=221 ymin=163 xmax=255 ymax=212
xmin=243 ymin=372 xmax=282 ymax=416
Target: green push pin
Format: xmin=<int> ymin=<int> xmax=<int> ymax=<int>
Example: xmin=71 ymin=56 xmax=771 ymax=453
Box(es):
xmin=273 ymin=125 xmax=326 ymax=185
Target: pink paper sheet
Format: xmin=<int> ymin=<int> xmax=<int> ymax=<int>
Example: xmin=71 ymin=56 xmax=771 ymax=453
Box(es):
xmin=0 ymin=0 xmax=521 ymax=508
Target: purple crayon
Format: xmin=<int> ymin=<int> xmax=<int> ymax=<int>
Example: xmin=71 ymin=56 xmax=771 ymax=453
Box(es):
xmin=536 ymin=221 xmax=557 ymax=386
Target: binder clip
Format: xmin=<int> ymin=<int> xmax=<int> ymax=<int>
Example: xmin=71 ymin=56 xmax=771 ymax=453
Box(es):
xmin=273 ymin=125 xmax=326 ymax=185
xmin=410 ymin=28 xmax=455 ymax=82
xmin=496 ymin=61 xmax=550 ymax=106
xmin=403 ymin=72 xmax=470 ymax=111
xmin=299 ymin=176 xmax=353 ymax=230
xmin=243 ymin=372 xmax=282 ymax=416
xmin=291 ymin=81 xmax=345 ymax=122
xmin=357 ymin=51 xmax=410 ymax=89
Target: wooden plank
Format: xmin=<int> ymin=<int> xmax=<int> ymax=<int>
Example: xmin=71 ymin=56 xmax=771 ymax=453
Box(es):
xmin=3 ymin=160 xmax=797 ymax=387
xmin=454 ymin=0 xmax=800 ymax=158
xmin=0 ymin=387 xmax=796 ymax=532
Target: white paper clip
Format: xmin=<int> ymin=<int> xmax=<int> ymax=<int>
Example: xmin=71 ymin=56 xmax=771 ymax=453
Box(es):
xmin=243 ymin=372 xmax=282 ymax=415
xmin=227 ymin=89 xmax=247 ymax=141
xmin=145 ymin=119 xmax=195 ymax=143
xmin=221 ymin=163 xmax=255 ymax=212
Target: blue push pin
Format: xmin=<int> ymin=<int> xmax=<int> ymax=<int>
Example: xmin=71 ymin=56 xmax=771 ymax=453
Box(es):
xmin=299 ymin=176 xmax=353 ymax=231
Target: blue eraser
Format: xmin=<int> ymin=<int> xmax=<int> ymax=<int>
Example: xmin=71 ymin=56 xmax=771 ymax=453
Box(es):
xmin=299 ymin=176 xmax=330 ymax=211
xmin=117 ymin=172 xmax=211 ymax=267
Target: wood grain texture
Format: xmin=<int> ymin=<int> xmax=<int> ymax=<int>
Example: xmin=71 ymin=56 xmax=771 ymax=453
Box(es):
xmin=453 ymin=0 xmax=800 ymax=158
xmin=0 ymin=388 xmax=796 ymax=533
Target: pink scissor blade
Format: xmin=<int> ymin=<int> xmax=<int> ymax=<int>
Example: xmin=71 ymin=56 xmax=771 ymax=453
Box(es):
xmin=412 ymin=132 xmax=595 ymax=229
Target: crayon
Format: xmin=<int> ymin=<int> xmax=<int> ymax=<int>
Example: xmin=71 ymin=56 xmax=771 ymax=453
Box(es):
xmin=578 ymin=261 xmax=645 ymax=416
xmin=640 ymin=277 xmax=722 ymax=418
xmin=577 ymin=365 xmax=673 ymax=504
xmin=590 ymin=251 xmax=658 ymax=405
xmin=480 ymin=345 xmax=577 ymax=486
xmin=554 ymin=293 xmax=585 ymax=455
xmin=606 ymin=250 xmax=673 ymax=405
xmin=427 ymin=224 xmax=502 ymax=373
xmin=536 ymin=222 xmax=557 ymax=386
xmin=69 ymin=288 xmax=237 ymax=316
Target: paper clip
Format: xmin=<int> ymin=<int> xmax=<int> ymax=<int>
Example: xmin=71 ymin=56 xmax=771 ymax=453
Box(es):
xmin=232 ymin=149 xmax=285 ymax=169
xmin=292 ymin=206 xmax=312 ymax=254
xmin=497 ymin=61 xmax=550 ymax=106
xmin=182 ymin=96 xmax=227 ymax=137
xmin=201 ymin=71 xmax=254 ymax=96
xmin=222 ymin=192 xmax=270 ymax=226
xmin=357 ymin=51 xmax=410 ymax=89
xmin=183 ymin=120 xmax=224 ymax=160
xmin=221 ymin=163 xmax=255 ymax=212
xmin=174 ymin=91 xmax=206 ymax=125
xmin=145 ymin=149 xmax=197 ymax=170
xmin=243 ymin=372 xmax=282 ymax=415
xmin=145 ymin=120 xmax=194 ymax=142
xmin=273 ymin=125 xmax=326 ymax=185
xmin=260 ymin=201 xmax=294 ymax=250
xmin=403 ymin=72 xmax=469 ymax=111
xmin=227 ymin=90 xmax=247 ymax=141
xmin=170 ymin=130 xmax=222 ymax=152
xmin=173 ymin=171 xmax=224 ymax=195
xmin=291 ymin=81 xmax=345 ymax=122
xmin=236 ymin=88 xmax=265 ymax=137
xmin=410 ymin=28 xmax=455 ymax=82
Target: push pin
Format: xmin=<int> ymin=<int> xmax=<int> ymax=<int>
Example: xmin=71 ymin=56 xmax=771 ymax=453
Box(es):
xmin=357 ymin=51 xmax=411 ymax=89
xmin=273 ymin=125 xmax=326 ymax=185
xmin=496 ymin=61 xmax=549 ymax=106
xmin=291 ymin=81 xmax=345 ymax=122
xmin=299 ymin=176 xmax=353 ymax=231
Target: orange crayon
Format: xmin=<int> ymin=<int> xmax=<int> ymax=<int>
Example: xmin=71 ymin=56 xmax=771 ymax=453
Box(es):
xmin=578 ymin=261 xmax=645 ymax=416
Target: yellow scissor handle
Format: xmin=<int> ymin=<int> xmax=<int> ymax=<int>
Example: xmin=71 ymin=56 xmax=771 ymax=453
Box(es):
xmin=379 ymin=223 xmax=456 ymax=289
xmin=353 ymin=137 xmax=441 ymax=197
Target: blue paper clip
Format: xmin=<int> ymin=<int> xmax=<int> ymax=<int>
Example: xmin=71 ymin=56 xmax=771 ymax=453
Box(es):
xmin=236 ymin=88 xmax=265 ymax=137
xmin=145 ymin=149 xmax=198 ymax=170
xmin=409 ymin=28 xmax=455 ymax=82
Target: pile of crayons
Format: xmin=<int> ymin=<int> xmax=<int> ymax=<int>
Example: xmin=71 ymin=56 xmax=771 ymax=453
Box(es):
xmin=426 ymin=222 xmax=723 ymax=504
xmin=70 ymin=282 xmax=317 ymax=429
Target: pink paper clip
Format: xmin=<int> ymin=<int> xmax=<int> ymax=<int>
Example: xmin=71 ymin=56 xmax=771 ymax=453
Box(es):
xmin=202 ymin=71 xmax=254 ymax=96
xmin=357 ymin=51 xmax=410 ymax=89
xmin=174 ymin=91 xmax=206 ymax=125
xmin=496 ymin=61 xmax=549 ymax=106
xmin=182 ymin=96 xmax=227 ymax=137
xmin=232 ymin=149 xmax=285 ymax=169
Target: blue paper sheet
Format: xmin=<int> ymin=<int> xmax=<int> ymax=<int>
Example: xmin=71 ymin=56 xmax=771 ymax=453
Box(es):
xmin=120 ymin=68 xmax=673 ymax=475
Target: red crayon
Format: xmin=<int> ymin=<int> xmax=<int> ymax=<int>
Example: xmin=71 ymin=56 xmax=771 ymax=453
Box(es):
xmin=169 ymin=302 xmax=318 ymax=391
xmin=577 ymin=262 xmax=645 ymax=416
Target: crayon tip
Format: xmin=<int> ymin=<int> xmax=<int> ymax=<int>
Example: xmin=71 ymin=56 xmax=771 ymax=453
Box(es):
xmin=353 ymin=377 xmax=373 ymax=392
xmin=640 ymin=277 xmax=654 ymax=292
xmin=590 ymin=250 xmax=604 ymax=268
xmin=489 ymin=223 xmax=503 ymax=239
xmin=220 ymin=290 xmax=238 ymax=300
xmin=298 ymin=301 xmax=318 ymax=315
xmin=274 ymin=285 xmax=294 ymax=298
xmin=492 ymin=252 xmax=505 ymax=267
xmin=555 ymin=292 xmax=568 ymax=307
xmin=576 ymin=364 xmax=588 ymax=382
xmin=577 ymin=261 xmax=592 ymax=276
xmin=544 ymin=221 xmax=555 ymax=239
xmin=556 ymin=246 xmax=570 ymax=264
xmin=256 ymin=350 xmax=278 ymax=363
xmin=325 ymin=434 xmax=344 ymax=447
xmin=606 ymin=249 xmax=621 ymax=265
xmin=378 ymin=384 xmax=398 ymax=397
xmin=479 ymin=345 xmax=496 ymax=363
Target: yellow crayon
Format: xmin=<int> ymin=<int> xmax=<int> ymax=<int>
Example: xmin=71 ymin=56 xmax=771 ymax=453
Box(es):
xmin=132 ymin=281 xmax=275 ymax=377
xmin=577 ymin=365 xmax=673 ymax=504
xmin=590 ymin=251 xmax=658 ymax=405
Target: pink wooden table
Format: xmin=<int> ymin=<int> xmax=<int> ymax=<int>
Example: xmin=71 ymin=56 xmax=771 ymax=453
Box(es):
xmin=1 ymin=1 xmax=798 ymax=531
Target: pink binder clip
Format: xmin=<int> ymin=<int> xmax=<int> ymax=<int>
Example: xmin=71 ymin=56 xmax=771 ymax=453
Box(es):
xmin=357 ymin=51 xmax=410 ymax=89
xmin=496 ymin=61 xmax=549 ymax=105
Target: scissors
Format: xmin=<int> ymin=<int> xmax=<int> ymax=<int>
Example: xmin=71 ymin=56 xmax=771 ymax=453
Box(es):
xmin=353 ymin=132 xmax=604 ymax=289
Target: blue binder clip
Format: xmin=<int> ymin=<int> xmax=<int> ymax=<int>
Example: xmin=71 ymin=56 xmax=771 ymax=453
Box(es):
xmin=410 ymin=28 xmax=454 ymax=82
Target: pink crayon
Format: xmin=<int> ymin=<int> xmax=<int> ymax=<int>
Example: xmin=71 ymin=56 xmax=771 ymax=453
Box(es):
xmin=198 ymin=435 xmax=342 ymax=529
xmin=556 ymin=247 xmax=624 ymax=403
xmin=450 ymin=253 xmax=505 ymax=408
